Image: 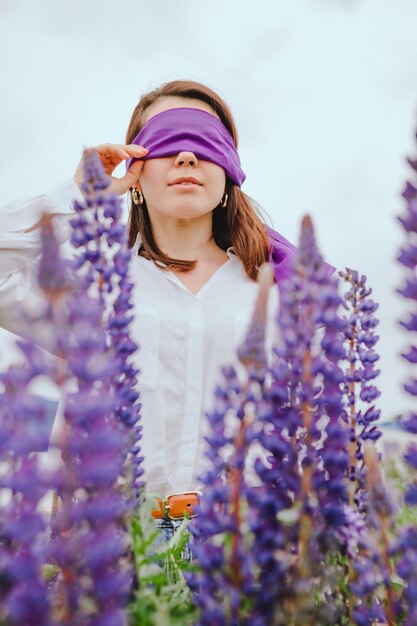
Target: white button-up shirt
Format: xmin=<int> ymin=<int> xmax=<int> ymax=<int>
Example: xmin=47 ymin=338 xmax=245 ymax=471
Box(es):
xmin=0 ymin=180 xmax=279 ymax=496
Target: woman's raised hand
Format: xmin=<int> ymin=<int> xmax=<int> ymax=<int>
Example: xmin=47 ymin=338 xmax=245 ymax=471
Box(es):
xmin=73 ymin=143 xmax=149 ymax=197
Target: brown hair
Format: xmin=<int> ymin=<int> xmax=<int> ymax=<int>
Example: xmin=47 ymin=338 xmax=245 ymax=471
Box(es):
xmin=125 ymin=80 xmax=273 ymax=281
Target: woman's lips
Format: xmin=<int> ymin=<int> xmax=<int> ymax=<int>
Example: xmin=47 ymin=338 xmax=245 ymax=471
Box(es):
xmin=168 ymin=176 xmax=203 ymax=186
xmin=169 ymin=182 xmax=202 ymax=188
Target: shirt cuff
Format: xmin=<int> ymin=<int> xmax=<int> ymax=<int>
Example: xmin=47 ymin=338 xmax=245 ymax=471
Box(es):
xmin=44 ymin=178 xmax=85 ymax=216
xmin=0 ymin=179 xmax=85 ymax=278
xmin=0 ymin=179 xmax=84 ymax=235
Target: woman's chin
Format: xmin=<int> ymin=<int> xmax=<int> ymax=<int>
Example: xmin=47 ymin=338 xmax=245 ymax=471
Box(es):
xmin=159 ymin=204 xmax=213 ymax=220
xmin=171 ymin=210 xmax=212 ymax=220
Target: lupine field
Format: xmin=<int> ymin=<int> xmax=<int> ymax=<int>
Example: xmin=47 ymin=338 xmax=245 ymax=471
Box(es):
xmin=1 ymin=125 xmax=417 ymax=625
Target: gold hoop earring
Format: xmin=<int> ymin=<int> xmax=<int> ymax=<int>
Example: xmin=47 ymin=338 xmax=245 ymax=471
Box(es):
xmin=221 ymin=193 xmax=228 ymax=208
xmin=132 ymin=188 xmax=144 ymax=205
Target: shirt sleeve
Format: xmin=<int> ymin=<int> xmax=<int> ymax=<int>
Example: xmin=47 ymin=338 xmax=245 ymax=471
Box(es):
xmin=0 ymin=179 xmax=84 ymax=333
xmin=0 ymin=179 xmax=83 ymax=278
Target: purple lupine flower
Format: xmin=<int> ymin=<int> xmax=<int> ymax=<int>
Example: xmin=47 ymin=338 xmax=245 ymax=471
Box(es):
xmin=0 ymin=213 xmax=77 ymax=625
xmin=349 ymin=442 xmax=397 ymax=626
xmin=398 ymin=171 xmax=417 ymax=441
xmin=349 ymin=123 xmax=417 ymax=626
xmin=0 ymin=351 xmax=54 ymax=626
xmin=38 ymin=213 xmax=74 ymax=297
xmin=304 ymin=215 xmax=350 ymax=535
xmin=236 ymin=263 xmax=271 ymax=379
xmin=188 ymin=213 xmax=355 ymax=625
xmin=339 ymin=268 xmax=382 ymax=514
xmin=0 ymin=154 xmax=136 ymax=623
xmin=245 ymin=259 xmax=305 ymax=623
xmin=278 ymin=215 xmax=350 ymax=523
xmin=249 ymin=215 xmax=352 ymax=624
xmin=346 ymin=133 xmax=417 ymax=626
xmin=69 ymin=149 xmax=144 ymax=501
xmin=395 ymin=129 xmax=417 ymax=624
xmin=186 ymin=264 xmax=275 ymax=625
xmin=43 ymin=238 xmax=131 ymax=620
xmin=395 ymin=526 xmax=417 ymax=625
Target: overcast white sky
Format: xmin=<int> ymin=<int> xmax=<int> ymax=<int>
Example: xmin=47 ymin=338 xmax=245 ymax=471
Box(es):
xmin=0 ymin=0 xmax=416 ymax=421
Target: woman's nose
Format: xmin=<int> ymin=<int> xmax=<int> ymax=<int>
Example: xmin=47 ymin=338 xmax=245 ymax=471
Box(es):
xmin=174 ymin=151 xmax=198 ymax=167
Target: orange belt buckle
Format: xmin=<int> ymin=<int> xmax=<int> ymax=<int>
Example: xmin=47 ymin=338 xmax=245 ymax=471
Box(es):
xmin=151 ymin=491 xmax=202 ymax=520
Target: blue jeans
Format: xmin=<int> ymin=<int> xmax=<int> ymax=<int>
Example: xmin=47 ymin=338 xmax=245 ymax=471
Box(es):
xmin=153 ymin=516 xmax=196 ymax=563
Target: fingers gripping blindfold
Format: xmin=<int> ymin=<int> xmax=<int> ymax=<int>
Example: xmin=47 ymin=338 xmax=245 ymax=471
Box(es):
xmin=125 ymin=107 xmax=246 ymax=187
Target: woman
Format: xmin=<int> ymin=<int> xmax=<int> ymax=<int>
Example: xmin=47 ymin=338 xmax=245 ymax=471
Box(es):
xmin=0 ymin=80 xmax=300 ymax=556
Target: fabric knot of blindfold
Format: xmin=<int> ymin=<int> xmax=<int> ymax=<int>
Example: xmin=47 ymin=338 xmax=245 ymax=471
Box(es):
xmin=125 ymin=107 xmax=246 ymax=187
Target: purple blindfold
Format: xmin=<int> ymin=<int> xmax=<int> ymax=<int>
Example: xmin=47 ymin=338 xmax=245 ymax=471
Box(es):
xmin=125 ymin=107 xmax=246 ymax=187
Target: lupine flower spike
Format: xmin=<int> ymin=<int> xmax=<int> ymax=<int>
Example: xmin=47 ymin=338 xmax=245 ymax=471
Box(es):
xmin=46 ymin=149 xmax=147 ymax=622
xmin=339 ymin=268 xmax=382 ymax=513
xmin=69 ymin=149 xmax=144 ymax=501
xmin=395 ymin=128 xmax=417 ymax=625
xmin=250 ymin=215 xmax=353 ymax=625
xmin=0 ymin=212 xmax=75 ymax=625
xmin=0 ymin=344 xmax=54 ymax=625
xmin=186 ymin=263 xmax=274 ymax=625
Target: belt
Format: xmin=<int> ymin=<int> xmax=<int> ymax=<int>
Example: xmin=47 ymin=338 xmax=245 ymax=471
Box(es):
xmin=151 ymin=490 xmax=202 ymax=520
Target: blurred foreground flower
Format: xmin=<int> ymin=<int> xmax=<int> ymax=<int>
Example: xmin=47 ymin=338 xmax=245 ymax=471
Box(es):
xmin=70 ymin=149 xmax=144 ymax=501
xmin=0 ymin=150 xmax=141 ymax=625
